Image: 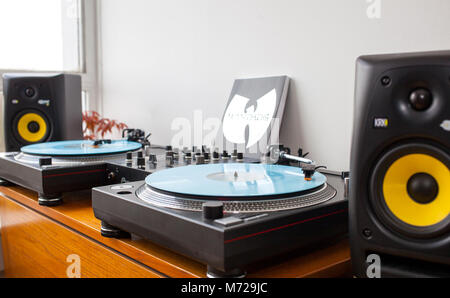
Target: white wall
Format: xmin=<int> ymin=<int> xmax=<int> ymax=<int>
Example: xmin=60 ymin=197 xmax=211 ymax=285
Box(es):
xmin=99 ymin=0 xmax=450 ymax=170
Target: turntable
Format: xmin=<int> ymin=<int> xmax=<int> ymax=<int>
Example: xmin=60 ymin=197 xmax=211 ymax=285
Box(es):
xmin=0 ymin=140 xmax=257 ymax=206
xmin=92 ymin=162 xmax=349 ymax=277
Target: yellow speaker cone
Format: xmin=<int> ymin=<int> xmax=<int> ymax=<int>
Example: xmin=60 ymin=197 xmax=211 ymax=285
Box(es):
xmin=17 ymin=113 xmax=48 ymax=143
xmin=383 ymin=154 xmax=450 ymax=227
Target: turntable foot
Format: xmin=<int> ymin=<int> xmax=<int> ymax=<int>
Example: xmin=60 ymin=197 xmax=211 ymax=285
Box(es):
xmin=206 ymin=266 xmax=246 ymax=278
xmin=0 ymin=178 xmax=14 ymax=187
xmin=38 ymin=193 xmax=63 ymax=206
xmin=101 ymin=221 xmax=131 ymax=239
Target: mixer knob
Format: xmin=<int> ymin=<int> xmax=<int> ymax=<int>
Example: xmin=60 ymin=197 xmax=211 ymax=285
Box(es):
xmin=237 ymin=153 xmax=244 ymax=162
xmin=212 ymin=151 xmax=220 ymax=161
xmin=166 ymin=156 xmax=174 ymax=168
xmin=202 ymin=202 xmax=223 ymax=220
xmin=166 ymin=145 xmax=173 ymax=151
xmin=204 ymin=152 xmax=210 ymax=162
xmin=149 ymin=154 xmax=157 ymax=163
xmin=185 ymin=152 xmax=192 ymax=159
xmin=194 ymin=152 xmax=201 ymax=161
xmin=222 ymin=151 xmax=229 ymax=160
xmin=137 ymin=151 xmax=143 ymax=158
xmin=137 ymin=157 xmax=146 ymax=169
xmin=126 ymin=152 xmax=133 ymax=161
xmin=196 ymin=156 xmax=205 ymax=165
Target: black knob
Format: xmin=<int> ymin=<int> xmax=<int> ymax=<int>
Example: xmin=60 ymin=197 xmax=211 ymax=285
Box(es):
xmin=185 ymin=152 xmax=192 ymax=158
xmin=39 ymin=157 xmax=52 ymax=167
xmin=213 ymin=151 xmax=220 ymax=159
xmin=27 ymin=121 xmax=40 ymax=133
xmin=407 ymin=173 xmax=439 ymax=204
xmin=137 ymin=151 xmax=143 ymax=158
xmin=409 ymin=88 xmax=433 ymax=111
xmin=237 ymin=153 xmax=244 ymax=160
xmin=137 ymin=157 xmax=145 ymax=168
xmin=166 ymin=145 xmax=173 ymax=151
xmin=196 ymin=156 xmax=205 ymax=165
xmin=204 ymin=152 xmax=210 ymax=161
xmin=126 ymin=152 xmax=133 ymax=160
xmin=222 ymin=151 xmax=229 ymax=158
xmin=24 ymin=87 xmax=35 ymax=97
xmin=166 ymin=156 xmax=174 ymax=167
xmin=202 ymin=202 xmax=223 ymax=220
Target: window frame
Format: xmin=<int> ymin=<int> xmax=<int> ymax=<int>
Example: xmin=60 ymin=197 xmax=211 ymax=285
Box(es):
xmin=0 ymin=0 xmax=101 ymax=112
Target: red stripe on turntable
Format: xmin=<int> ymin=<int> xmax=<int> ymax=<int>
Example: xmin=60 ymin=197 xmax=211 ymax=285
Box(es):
xmin=43 ymin=169 xmax=105 ymax=178
xmin=224 ymin=209 xmax=347 ymax=244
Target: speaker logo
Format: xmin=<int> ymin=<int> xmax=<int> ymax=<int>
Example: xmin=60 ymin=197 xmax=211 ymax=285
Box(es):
xmin=374 ymin=118 xmax=389 ymax=128
xmin=223 ymin=89 xmax=277 ymax=148
xmin=441 ymin=120 xmax=450 ymax=132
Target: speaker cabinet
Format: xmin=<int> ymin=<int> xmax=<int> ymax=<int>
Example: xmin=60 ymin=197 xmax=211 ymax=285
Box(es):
xmin=350 ymin=51 xmax=450 ymax=277
xmin=2 ymin=73 xmax=83 ymax=152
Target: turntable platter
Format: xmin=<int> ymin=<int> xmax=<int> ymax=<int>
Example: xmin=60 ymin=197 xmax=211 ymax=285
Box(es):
xmin=145 ymin=163 xmax=327 ymax=198
xmin=21 ymin=140 xmax=142 ymax=156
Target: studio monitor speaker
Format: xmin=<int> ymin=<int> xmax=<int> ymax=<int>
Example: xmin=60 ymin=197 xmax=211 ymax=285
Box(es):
xmin=2 ymin=73 xmax=83 ymax=152
xmin=350 ymin=51 xmax=450 ymax=277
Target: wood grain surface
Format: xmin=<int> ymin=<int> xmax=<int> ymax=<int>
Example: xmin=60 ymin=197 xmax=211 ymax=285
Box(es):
xmin=0 ymin=186 xmax=351 ymax=278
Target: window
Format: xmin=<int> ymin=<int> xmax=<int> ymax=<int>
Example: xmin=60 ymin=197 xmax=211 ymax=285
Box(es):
xmin=0 ymin=0 xmax=99 ymax=112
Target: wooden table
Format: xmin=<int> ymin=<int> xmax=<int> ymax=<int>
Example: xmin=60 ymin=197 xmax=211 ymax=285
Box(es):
xmin=0 ymin=186 xmax=351 ymax=278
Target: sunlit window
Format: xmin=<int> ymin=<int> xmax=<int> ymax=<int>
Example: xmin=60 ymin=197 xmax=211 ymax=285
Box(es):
xmin=0 ymin=0 xmax=83 ymax=72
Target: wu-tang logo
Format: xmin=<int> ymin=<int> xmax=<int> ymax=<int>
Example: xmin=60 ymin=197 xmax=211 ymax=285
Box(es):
xmin=223 ymin=89 xmax=277 ymax=148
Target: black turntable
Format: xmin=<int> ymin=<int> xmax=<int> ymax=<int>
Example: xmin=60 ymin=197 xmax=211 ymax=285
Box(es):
xmin=92 ymin=160 xmax=349 ymax=277
xmin=0 ymin=140 xmax=257 ymax=206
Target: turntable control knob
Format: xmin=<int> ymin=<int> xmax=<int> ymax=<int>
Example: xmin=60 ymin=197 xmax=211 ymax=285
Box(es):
xmin=149 ymin=154 xmax=157 ymax=163
xmin=222 ymin=151 xmax=229 ymax=159
xmin=137 ymin=157 xmax=146 ymax=169
xmin=166 ymin=145 xmax=173 ymax=151
xmin=137 ymin=151 xmax=143 ymax=158
xmin=126 ymin=152 xmax=133 ymax=160
xmin=204 ymin=152 xmax=210 ymax=161
xmin=196 ymin=156 xmax=205 ymax=165
xmin=39 ymin=157 xmax=52 ymax=167
xmin=212 ymin=151 xmax=220 ymax=160
xmin=203 ymin=202 xmax=223 ymax=220
xmin=237 ymin=153 xmax=244 ymax=161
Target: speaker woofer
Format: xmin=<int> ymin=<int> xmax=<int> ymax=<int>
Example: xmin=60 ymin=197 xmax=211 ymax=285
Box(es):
xmin=370 ymin=142 xmax=450 ymax=238
xmin=13 ymin=110 xmax=51 ymax=145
